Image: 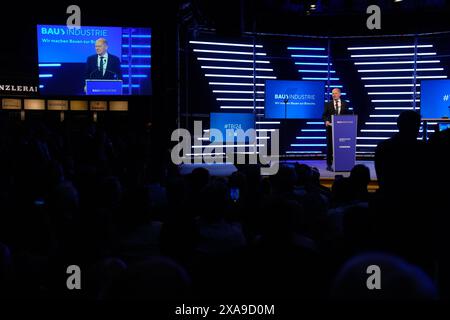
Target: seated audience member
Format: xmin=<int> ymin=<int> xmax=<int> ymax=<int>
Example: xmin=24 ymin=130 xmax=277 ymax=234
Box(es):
xmin=331 ymin=253 xmax=438 ymax=300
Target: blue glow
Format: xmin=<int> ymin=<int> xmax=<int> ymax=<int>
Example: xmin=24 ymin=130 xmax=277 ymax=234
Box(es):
xmin=298 ymin=70 xmax=336 ymax=73
xmin=301 ymin=129 xmax=326 ymax=132
xmin=39 ymin=63 xmax=61 ymax=67
xmin=122 ymin=85 xmax=141 ymax=88
xmin=286 ymin=151 xmax=323 ymax=153
xmin=296 ymin=62 xmax=333 ymax=66
xmin=290 ymin=144 xmax=326 ymax=147
xmin=120 ymin=65 xmax=151 ymax=68
xmin=287 ymin=47 xmax=326 ymax=51
xmin=307 ymin=122 xmax=324 ymax=125
xmin=122 ymin=75 xmax=148 ymax=78
xmin=122 ymin=55 xmax=152 ymax=58
xmin=122 ymin=45 xmax=151 ymax=48
xmin=296 ymin=137 xmax=326 ymax=139
xmin=327 ymin=92 xmax=347 ymax=96
xmin=291 ymin=55 xmax=328 ymax=58
xmin=39 ymin=74 xmax=53 ymax=78
xmin=122 ymin=34 xmax=152 ymax=38
xmin=303 ymin=77 xmax=340 ymax=81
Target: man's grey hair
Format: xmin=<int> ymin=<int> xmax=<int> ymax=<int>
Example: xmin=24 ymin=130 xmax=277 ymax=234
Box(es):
xmin=96 ymin=38 xmax=108 ymax=45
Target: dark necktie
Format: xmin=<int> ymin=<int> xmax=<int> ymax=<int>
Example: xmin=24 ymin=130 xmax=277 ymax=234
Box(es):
xmin=99 ymin=56 xmax=104 ymax=75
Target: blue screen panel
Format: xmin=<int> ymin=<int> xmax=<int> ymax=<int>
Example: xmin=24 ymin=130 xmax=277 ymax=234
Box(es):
xmin=210 ymin=113 xmax=255 ymax=143
xmin=421 ymin=80 xmax=450 ymax=118
xmin=37 ymin=25 xmax=151 ymax=96
xmin=265 ymin=80 xmax=325 ymax=119
xmin=37 ymin=25 xmax=122 ymax=62
xmin=439 ymin=123 xmax=450 ymax=131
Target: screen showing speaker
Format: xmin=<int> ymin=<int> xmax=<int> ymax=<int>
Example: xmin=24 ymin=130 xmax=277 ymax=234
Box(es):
xmin=37 ymin=25 xmax=151 ymax=96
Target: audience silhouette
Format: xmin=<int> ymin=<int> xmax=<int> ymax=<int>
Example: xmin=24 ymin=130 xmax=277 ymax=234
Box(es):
xmin=0 ymin=111 xmax=449 ymax=300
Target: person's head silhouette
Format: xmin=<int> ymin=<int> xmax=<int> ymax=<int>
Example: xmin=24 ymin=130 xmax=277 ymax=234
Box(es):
xmin=397 ymin=110 xmax=421 ymax=138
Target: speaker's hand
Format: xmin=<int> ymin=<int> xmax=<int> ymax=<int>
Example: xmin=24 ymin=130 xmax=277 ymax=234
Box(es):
xmin=325 ymin=121 xmax=332 ymax=127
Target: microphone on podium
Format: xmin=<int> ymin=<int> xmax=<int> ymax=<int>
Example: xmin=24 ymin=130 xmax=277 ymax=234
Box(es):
xmin=283 ymin=97 xmax=289 ymax=119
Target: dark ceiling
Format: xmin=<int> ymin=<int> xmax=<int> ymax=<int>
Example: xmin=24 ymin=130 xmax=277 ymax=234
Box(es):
xmin=182 ymin=0 xmax=450 ymax=36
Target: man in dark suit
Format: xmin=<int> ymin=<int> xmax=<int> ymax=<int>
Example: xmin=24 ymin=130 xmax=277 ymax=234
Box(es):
xmin=85 ymin=38 xmax=122 ymax=81
xmin=322 ymin=88 xmax=350 ymax=171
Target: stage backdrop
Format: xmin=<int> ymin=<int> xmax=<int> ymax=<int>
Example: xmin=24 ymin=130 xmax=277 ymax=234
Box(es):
xmin=184 ymin=33 xmax=450 ymax=157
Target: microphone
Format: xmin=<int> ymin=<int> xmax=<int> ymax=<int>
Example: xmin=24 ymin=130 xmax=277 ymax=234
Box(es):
xmin=88 ymin=68 xmax=118 ymax=80
xmin=283 ymin=97 xmax=289 ymax=119
xmin=89 ymin=69 xmax=99 ymax=78
xmin=105 ymin=70 xmax=118 ymax=79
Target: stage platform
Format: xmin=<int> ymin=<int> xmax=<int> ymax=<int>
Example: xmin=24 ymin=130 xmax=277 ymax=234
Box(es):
xmin=179 ymin=160 xmax=379 ymax=191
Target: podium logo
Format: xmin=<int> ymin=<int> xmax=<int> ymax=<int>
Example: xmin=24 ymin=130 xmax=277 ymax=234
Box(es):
xmin=443 ymin=94 xmax=449 ymax=102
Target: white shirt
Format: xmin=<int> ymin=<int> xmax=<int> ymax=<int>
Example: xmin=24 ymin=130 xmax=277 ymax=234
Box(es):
xmin=97 ymin=53 xmax=109 ymax=76
xmin=334 ymin=99 xmax=341 ymax=115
